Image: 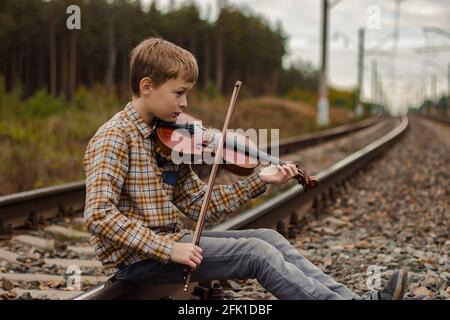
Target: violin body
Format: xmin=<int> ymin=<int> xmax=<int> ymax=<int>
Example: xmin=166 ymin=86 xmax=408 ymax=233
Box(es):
xmin=153 ymin=113 xmax=260 ymax=176
xmin=152 ymin=112 xmax=318 ymax=190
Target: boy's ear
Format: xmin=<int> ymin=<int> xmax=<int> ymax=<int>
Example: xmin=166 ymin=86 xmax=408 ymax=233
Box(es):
xmin=139 ymin=77 xmax=153 ymax=96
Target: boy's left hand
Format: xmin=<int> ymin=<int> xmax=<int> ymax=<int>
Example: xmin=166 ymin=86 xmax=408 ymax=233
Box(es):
xmin=259 ymin=163 xmax=299 ymax=185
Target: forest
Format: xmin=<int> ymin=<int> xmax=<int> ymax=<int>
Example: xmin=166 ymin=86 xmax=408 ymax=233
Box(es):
xmin=0 ymin=0 xmax=326 ymax=98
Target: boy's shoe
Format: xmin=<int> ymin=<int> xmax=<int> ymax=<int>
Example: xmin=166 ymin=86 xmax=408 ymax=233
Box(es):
xmin=366 ymin=269 xmax=408 ymax=300
xmin=403 ymin=293 xmax=431 ymax=300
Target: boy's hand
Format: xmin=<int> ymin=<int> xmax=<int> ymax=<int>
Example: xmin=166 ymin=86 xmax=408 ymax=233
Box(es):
xmin=170 ymin=242 xmax=203 ymax=271
xmin=259 ymin=163 xmax=299 ymax=185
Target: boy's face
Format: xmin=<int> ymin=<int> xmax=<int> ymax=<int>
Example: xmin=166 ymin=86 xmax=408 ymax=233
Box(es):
xmin=141 ymin=73 xmax=194 ymax=123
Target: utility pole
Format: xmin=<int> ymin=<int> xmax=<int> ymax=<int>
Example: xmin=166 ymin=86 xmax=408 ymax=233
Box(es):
xmin=421 ymin=81 xmax=426 ymax=113
xmin=421 ymin=79 xmax=427 ymax=113
xmin=377 ymin=74 xmax=383 ymax=113
xmin=448 ymin=63 xmax=450 ymax=96
xmin=371 ymin=60 xmax=378 ymax=113
xmin=379 ymin=75 xmax=386 ymax=113
xmin=447 ymin=63 xmax=450 ymax=116
xmin=427 ymin=74 xmax=436 ymax=114
xmin=356 ymin=28 xmax=365 ymax=117
xmin=389 ymin=0 xmax=403 ymax=114
xmin=431 ymin=74 xmax=437 ymax=101
xmin=416 ymin=87 xmax=420 ymax=109
xmin=317 ymin=0 xmax=329 ymax=126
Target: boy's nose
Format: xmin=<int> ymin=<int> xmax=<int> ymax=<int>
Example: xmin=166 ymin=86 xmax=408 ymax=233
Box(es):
xmin=180 ymin=96 xmax=188 ymax=108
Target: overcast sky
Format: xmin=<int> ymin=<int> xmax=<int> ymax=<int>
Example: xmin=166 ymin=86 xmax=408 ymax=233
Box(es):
xmin=151 ymin=0 xmax=450 ymax=114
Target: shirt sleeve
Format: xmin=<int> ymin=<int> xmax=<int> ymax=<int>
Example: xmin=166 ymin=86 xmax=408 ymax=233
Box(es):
xmin=83 ymin=127 xmax=174 ymax=263
xmin=172 ymin=164 xmax=267 ymax=222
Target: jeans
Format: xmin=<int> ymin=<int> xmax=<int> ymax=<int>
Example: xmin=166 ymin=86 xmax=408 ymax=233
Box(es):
xmin=113 ymin=228 xmax=361 ymax=300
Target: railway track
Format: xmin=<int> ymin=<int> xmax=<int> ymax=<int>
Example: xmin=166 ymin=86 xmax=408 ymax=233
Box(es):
xmin=0 ymin=115 xmax=396 ymax=300
xmin=0 ymin=115 xmax=380 ymax=234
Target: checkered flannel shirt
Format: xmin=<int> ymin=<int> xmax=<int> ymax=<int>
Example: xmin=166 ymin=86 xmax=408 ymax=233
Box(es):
xmin=83 ymin=102 xmax=267 ymax=276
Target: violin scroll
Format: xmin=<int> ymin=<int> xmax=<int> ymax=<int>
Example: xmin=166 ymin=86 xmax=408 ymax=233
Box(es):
xmin=291 ymin=163 xmax=318 ymax=192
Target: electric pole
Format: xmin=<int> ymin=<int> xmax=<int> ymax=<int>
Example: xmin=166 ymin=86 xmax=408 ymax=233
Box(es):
xmin=356 ymin=27 xmax=365 ymax=117
xmin=431 ymin=74 xmax=437 ymax=102
xmin=317 ymin=0 xmax=329 ymax=126
xmin=371 ymin=60 xmax=378 ymax=113
xmin=447 ymin=63 xmax=450 ymax=116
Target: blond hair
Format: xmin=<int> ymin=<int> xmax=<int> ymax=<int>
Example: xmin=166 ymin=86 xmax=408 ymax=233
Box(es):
xmin=129 ymin=37 xmax=198 ymax=96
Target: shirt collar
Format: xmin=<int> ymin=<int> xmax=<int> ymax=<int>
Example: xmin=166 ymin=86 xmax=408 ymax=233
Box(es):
xmin=125 ymin=102 xmax=154 ymax=139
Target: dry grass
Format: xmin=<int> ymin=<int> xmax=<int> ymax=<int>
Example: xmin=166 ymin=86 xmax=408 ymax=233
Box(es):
xmin=0 ymin=88 xmax=359 ymax=196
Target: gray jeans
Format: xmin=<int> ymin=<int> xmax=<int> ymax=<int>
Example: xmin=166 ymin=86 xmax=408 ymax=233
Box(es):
xmin=114 ymin=228 xmax=361 ymax=300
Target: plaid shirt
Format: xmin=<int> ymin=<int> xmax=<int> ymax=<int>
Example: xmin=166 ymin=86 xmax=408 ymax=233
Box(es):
xmin=83 ymin=102 xmax=267 ymax=276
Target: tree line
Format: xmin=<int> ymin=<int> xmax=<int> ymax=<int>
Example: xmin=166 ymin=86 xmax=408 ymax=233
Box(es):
xmin=0 ymin=0 xmax=319 ymax=100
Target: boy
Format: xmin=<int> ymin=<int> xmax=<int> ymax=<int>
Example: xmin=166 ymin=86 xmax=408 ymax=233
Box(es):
xmin=83 ymin=37 xmax=409 ymax=300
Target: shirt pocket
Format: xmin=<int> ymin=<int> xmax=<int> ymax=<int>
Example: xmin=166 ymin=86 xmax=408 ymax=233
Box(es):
xmin=160 ymin=171 xmax=178 ymax=200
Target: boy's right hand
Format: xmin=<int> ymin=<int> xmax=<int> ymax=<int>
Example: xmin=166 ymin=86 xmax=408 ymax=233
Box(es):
xmin=259 ymin=163 xmax=299 ymax=185
xmin=169 ymin=242 xmax=203 ymax=271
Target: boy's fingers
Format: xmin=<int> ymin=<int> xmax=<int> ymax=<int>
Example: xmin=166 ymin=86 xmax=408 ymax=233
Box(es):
xmin=191 ymin=256 xmax=201 ymax=265
xmin=291 ymin=164 xmax=299 ymax=175
xmin=286 ymin=165 xmax=295 ymax=176
xmin=187 ymin=260 xmax=196 ymax=270
xmin=195 ymin=245 xmax=203 ymax=253
xmin=193 ymin=250 xmax=203 ymax=260
xmin=288 ymin=163 xmax=298 ymax=175
xmin=283 ymin=164 xmax=295 ymax=177
xmin=278 ymin=165 xmax=286 ymax=175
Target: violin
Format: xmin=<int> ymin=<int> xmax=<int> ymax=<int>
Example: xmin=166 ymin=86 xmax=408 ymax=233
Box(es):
xmin=151 ymin=112 xmax=318 ymax=191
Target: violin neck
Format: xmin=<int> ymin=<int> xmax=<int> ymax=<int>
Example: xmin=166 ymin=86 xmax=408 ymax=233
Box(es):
xmin=226 ymin=135 xmax=284 ymax=166
xmin=255 ymin=149 xmax=284 ymax=165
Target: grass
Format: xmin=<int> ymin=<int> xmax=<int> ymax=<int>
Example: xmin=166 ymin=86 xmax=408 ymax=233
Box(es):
xmin=0 ymin=81 xmax=363 ymax=196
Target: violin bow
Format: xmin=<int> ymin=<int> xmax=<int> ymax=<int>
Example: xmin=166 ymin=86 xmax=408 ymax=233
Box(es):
xmin=182 ymin=80 xmax=242 ymax=291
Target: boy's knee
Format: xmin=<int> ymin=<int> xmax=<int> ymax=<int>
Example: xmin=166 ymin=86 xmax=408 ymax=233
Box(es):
xmin=257 ymin=228 xmax=285 ymax=242
xmin=244 ymin=237 xmax=278 ymax=259
xmin=243 ymin=238 xmax=283 ymax=278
